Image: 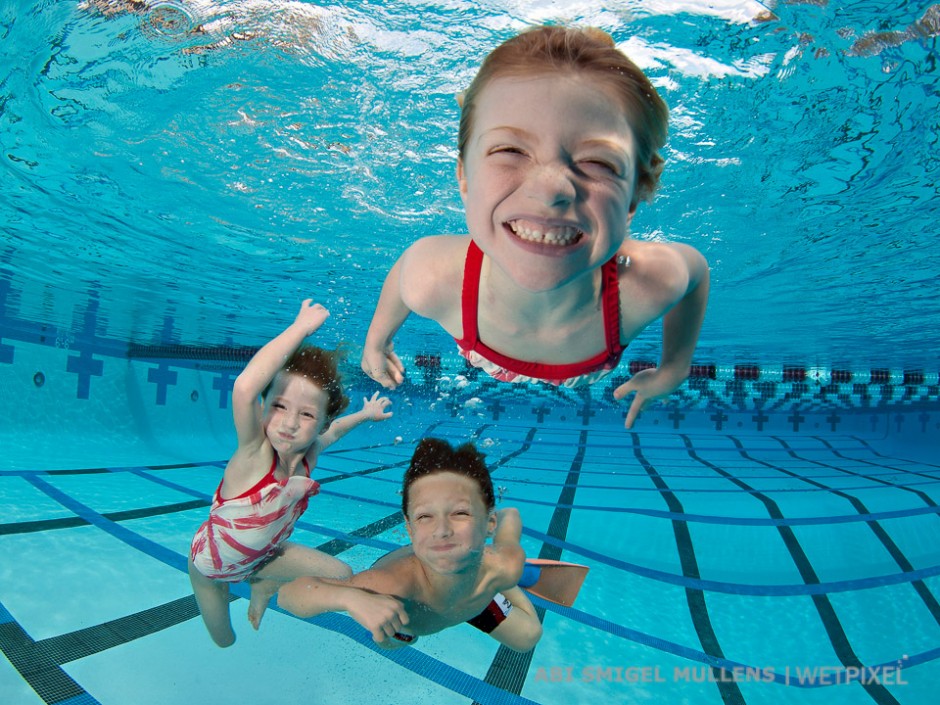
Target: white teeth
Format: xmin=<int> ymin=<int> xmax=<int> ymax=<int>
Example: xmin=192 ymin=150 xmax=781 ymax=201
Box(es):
xmin=508 ymin=220 xmax=582 ymax=246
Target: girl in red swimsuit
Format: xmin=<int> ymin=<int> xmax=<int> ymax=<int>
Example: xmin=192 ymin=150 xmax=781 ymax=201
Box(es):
xmin=361 ymin=25 xmax=709 ymax=428
xmin=188 ymin=300 xmax=393 ymax=647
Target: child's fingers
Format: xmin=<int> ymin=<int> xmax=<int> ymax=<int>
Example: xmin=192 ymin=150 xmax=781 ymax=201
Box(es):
xmin=624 ymin=395 xmax=647 ymax=429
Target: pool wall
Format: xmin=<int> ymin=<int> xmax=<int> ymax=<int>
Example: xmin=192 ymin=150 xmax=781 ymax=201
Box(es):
xmin=2 ymin=326 xmax=938 ymax=471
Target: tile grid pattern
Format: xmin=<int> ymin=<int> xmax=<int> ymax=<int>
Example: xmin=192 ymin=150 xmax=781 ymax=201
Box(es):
xmin=1 ymin=423 xmax=937 ymax=704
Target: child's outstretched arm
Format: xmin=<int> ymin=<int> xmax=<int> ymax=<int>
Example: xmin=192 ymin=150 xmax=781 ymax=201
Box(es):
xmin=278 ymin=575 xmax=409 ymax=645
xmin=362 ymin=257 xmax=410 ymax=389
xmin=362 ymin=237 xmax=464 ymax=390
xmin=614 ymin=244 xmax=710 ymax=428
xmin=318 ymin=391 xmax=393 ymax=449
xmin=231 ymin=299 xmax=330 ymax=447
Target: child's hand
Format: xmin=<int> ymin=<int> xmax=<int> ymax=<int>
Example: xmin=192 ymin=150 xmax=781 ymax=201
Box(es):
xmin=361 ymin=391 xmax=393 ymax=421
xmin=345 ymin=589 xmax=409 ymax=645
xmin=613 ymin=367 xmax=684 ymax=429
xmin=295 ymin=299 xmax=330 ymax=336
xmin=362 ymin=344 xmax=405 ymax=389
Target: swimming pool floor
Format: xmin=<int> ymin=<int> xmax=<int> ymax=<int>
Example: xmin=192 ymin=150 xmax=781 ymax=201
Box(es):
xmin=1 ymin=419 xmax=937 ymax=705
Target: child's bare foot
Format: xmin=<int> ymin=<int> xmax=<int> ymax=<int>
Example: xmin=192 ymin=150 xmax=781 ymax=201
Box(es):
xmin=247 ymin=579 xmax=279 ymax=630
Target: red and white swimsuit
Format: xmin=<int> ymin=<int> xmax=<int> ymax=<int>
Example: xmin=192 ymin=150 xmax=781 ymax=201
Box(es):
xmin=455 ymin=241 xmax=625 ymax=388
xmin=190 ymin=455 xmax=319 ymax=582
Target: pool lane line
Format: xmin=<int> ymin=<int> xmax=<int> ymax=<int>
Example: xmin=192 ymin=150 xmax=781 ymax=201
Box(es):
xmin=474 ymin=427 xmax=588 ymax=703
xmin=628 ymin=432 xmax=745 ymax=705
xmin=764 ymin=436 xmax=940 ymax=629
xmin=15 ymin=454 xmax=933 ymax=697
xmin=718 ymin=435 xmax=906 ymax=705
xmin=846 ymin=435 xmax=940 ymax=469
xmin=0 ymin=599 xmax=105 ymax=705
xmin=808 ymin=434 xmax=940 ymax=480
xmin=11 ymin=469 xmax=938 ymax=597
xmin=523 ymin=527 xmax=940 ymax=596
xmin=11 ymin=455 xmax=940 ymax=597
xmin=9 ymin=486 xmax=940 ymax=536
xmin=526 ymin=593 xmax=937 ymax=688
xmin=18 ymin=475 xmax=542 ymax=705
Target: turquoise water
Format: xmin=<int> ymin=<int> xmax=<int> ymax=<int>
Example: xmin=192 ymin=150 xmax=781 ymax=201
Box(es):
xmin=2 ymin=1 xmax=939 ymax=704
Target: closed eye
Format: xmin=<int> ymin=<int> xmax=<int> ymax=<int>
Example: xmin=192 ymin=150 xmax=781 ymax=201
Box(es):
xmin=488 ymin=145 xmax=527 ymax=156
xmin=576 ymin=159 xmax=621 ymax=177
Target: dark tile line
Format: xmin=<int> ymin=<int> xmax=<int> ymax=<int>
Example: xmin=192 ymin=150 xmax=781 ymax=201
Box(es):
xmin=475 ymin=427 xmax=581 ymax=702
xmin=723 ymin=436 xmax=903 ymax=705
xmin=0 ymin=422 xmax=538 ymax=705
xmin=0 ymin=500 xmax=210 ymax=536
xmin=766 ymin=437 xmax=940 ymax=629
xmin=0 ymin=500 xmax=421 ymax=704
xmin=0 ymin=620 xmax=90 ymax=705
xmin=633 ymin=434 xmax=746 ymax=705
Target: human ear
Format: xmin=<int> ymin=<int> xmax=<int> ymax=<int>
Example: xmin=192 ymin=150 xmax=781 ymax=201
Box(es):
xmin=457 ymin=159 xmax=468 ymax=204
xmin=626 ymin=205 xmax=637 ymax=228
xmin=486 ymin=511 xmax=497 ymax=537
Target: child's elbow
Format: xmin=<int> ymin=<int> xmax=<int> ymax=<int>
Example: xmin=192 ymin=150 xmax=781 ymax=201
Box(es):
xmin=231 ymin=376 xmax=258 ymax=406
xmin=509 ymin=621 xmax=543 ymax=652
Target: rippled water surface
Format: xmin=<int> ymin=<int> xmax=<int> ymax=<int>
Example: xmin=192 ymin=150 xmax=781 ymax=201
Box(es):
xmin=2 ymin=0 xmax=938 ymax=368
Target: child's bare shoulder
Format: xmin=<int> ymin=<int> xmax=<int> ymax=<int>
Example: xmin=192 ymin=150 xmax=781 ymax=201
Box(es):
xmin=625 ymin=241 xmax=697 ymax=302
xmin=483 ymin=542 xmax=525 ymax=592
xmin=399 ymin=235 xmax=470 ymax=321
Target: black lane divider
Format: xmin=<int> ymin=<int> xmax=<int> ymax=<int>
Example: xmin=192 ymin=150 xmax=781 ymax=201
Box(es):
xmin=633 ymin=433 xmax=746 ymax=705
xmin=474 ymin=428 xmax=588 ymax=704
xmin=0 ymin=593 xmax=237 ymax=705
xmin=846 ymin=435 xmax=940 ymax=470
xmin=805 ymin=435 xmax=940 ymax=485
xmin=0 ymin=499 xmax=211 ymax=536
xmin=0 ymin=423 xmax=543 ymax=705
xmin=768 ymin=437 xmax=940 ymax=629
xmin=725 ymin=435 xmax=904 ymax=705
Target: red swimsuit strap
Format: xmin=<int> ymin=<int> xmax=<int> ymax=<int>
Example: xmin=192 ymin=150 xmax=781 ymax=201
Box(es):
xmin=457 ymin=240 xmax=484 ymax=348
xmin=456 ymin=241 xmax=624 ymax=377
xmin=601 ymin=255 xmax=624 ymax=357
xmin=215 ymin=455 xmax=312 ymax=503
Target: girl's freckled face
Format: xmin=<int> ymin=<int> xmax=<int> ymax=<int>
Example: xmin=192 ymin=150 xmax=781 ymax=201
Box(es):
xmin=458 ymin=72 xmax=638 ymax=291
xmin=263 ymin=372 xmax=329 ymax=453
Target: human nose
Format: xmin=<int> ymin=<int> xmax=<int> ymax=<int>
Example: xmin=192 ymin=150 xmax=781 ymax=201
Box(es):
xmin=434 ymin=517 xmax=454 ymax=539
xmin=526 ymin=163 xmax=576 ymax=207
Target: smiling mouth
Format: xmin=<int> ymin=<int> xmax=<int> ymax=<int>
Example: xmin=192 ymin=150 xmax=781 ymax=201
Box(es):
xmin=507 ymin=219 xmax=583 ymax=246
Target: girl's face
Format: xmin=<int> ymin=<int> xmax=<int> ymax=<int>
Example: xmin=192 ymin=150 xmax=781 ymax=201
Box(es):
xmin=458 ymin=72 xmax=638 ymax=292
xmin=406 ymin=472 xmax=496 ymax=576
xmin=263 ymin=372 xmax=329 ymax=455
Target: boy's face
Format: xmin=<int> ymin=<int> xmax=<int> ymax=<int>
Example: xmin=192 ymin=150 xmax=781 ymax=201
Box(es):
xmin=406 ymin=471 xmax=497 ymax=575
xmin=263 ymin=372 xmax=329 ymax=455
xmin=457 ymin=72 xmax=637 ymax=292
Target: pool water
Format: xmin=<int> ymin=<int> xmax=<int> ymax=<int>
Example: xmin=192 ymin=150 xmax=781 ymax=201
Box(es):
xmin=2 ymin=0 xmax=939 ymax=704
xmin=1 ymin=336 xmax=937 ymax=704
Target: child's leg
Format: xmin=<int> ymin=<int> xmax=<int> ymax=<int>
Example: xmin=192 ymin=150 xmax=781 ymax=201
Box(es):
xmin=188 ymin=558 xmax=236 ymax=648
xmin=246 ymin=543 xmax=353 ymax=628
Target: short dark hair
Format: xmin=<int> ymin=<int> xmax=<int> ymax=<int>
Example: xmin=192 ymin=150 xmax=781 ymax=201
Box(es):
xmin=264 ymin=345 xmax=349 ymax=425
xmin=402 ymin=438 xmax=494 ymax=516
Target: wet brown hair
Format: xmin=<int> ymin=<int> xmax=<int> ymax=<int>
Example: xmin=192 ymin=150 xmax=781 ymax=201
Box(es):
xmin=265 ymin=345 xmax=349 ymax=425
xmin=457 ymin=24 xmax=669 ymax=207
xmin=402 ymin=438 xmax=495 ymax=516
